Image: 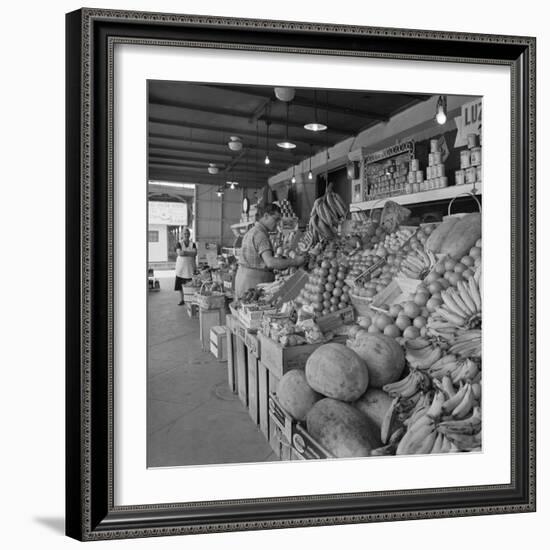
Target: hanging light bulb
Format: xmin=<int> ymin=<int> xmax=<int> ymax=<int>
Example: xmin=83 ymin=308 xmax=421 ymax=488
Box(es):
xmin=304 ymin=90 xmax=328 ymax=132
xmin=290 ymin=164 xmax=296 ymax=184
xmin=308 ymin=144 xmax=313 ymax=180
xmin=230 ymin=182 xmax=236 ymax=190
xmin=264 ymin=119 xmax=271 ymax=163
xmin=277 ymin=103 xmax=296 ymax=149
xmin=216 ymin=187 xmax=224 ymax=197
xmin=435 ymin=95 xmax=447 ymax=125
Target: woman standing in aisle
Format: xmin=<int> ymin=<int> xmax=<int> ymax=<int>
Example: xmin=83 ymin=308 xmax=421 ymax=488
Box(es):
xmin=174 ymin=228 xmax=197 ymax=305
xmin=234 ymin=203 xmax=305 ymax=298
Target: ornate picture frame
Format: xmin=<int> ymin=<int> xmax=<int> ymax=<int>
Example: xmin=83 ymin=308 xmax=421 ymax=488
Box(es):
xmin=65 ymin=8 xmax=536 ymax=541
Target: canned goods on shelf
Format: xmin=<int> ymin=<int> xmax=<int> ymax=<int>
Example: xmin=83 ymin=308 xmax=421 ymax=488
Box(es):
xmin=412 ymin=183 xmax=420 ymax=193
xmin=439 ymin=177 xmax=448 ymax=188
xmin=455 ymin=170 xmax=465 ymax=185
xmin=476 ymin=166 xmax=482 ymax=182
xmin=470 ymin=147 xmax=482 ymax=166
xmin=426 ymin=166 xmax=433 ymax=179
xmin=435 ymin=164 xmax=445 ymax=177
xmin=405 ymin=183 xmax=412 ymax=194
xmin=460 ymin=149 xmax=471 ymax=169
xmin=410 ymin=159 xmax=420 ymax=172
xmin=433 ymin=152 xmax=442 ymax=165
xmin=428 ymin=153 xmax=435 ymax=166
xmin=430 ymin=139 xmax=440 ymax=153
xmin=416 ymin=170 xmax=424 ymax=183
xmin=465 ymin=166 xmax=477 ymax=184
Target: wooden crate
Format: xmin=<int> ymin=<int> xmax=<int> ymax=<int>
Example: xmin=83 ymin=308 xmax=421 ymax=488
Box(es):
xmin=234 ymin=321 xmax=248 ymax=407
xmin=268 ymin=392 xmax=294 ymax=443
xmin=291 ymin=424 xmax=334 ymax=460
xmin=246 ymin=343 xmax=259 ymax=425
xmin=185 ymin=303 xmax=199 ymax=319
xmin=258 ymin=333 xmax=322 ymax=379
xmin=267 ymin=371 xmax=281 ymax=455
xmin=209 ymin=325 xmax=227 ymax=362
xmin=245 ymin=331 xmax=261 ymax=359
xmin=199 ymin=308 xmax=224 ymax=352
xmin=315 ymin=306 xmax=355 ymax=333
xmin=257 ymin=362 xmax=270 ymax=440
xmin=225 ymin=316 xmax=236 ymax=393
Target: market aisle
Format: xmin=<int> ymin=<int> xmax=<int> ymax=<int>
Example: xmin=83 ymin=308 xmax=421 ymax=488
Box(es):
xmin=147 ymin=273 xmax=277 ymax=467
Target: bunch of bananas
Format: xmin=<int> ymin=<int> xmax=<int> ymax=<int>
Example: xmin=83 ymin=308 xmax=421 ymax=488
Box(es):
xmin=434 ymin=277 xmax=482 ymax=330
xmin=373 ymin=339 xmax=482 ymax=455
xmin=448 ymin=330 xmax=482 ymax=358
xmin=309 ymin=184 xmax=347 ymax=242
xmin=393 ymin=386 xmax=482 ymax=455
xmin=404 ymin=338 xmax=443 ymax=370
xmin=399 ymin=248 xmax=436 ymax=279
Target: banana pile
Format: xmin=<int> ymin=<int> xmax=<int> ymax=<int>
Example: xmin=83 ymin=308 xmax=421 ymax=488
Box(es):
xmin=427 ymin=274 xmax=482 ymax=343
xmin=399 ymin=248 xmax=436 ymax=279
xmin=372 ymin=335 xmax=482 ymax=455
xmin=309 ymin=183 xmax=347 ymax=242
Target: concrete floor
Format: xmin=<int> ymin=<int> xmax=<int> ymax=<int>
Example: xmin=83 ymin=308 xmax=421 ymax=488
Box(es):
xmin=147 ymin=271 xmax=277 ymax=467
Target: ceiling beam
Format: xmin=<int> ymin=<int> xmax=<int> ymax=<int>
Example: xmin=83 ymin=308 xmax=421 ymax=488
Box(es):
xmin=197 ymin=84 xmax=390 ymax=121
xmin=149 ymin=118 xmax=337 ymax=147
xmin=149 ymin=152 xmax=289 ymax=168
xmin=149 ymin=144 xmax=304 ymax=163
xmin=149 ymin=162 xmax=277 ymax=176
xmin=148 ymin=167 xmax=271 ymax=187
xmin=148 ymin=137 xmax=318 ymax=160
xmin=149 ymin=99 xmax=351 ymax=135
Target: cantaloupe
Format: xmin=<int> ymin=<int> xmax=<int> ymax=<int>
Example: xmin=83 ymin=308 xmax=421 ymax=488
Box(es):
xmin=306 ymin=398 xmax=377 ymax=458
xmin=305 ymin=343 xmax=369 ymax=402
xmin=425 ymin=217 xmax=460 ymax=253
xmin=439 ymin=212 xmax=481 ymax=260
xmin=347 ymin=333 xmax=405 ymax=388
xmin=353 ymin=388 xmax=394 ymax=429
xmin=277 ymin=370 xmax=322 ymax=421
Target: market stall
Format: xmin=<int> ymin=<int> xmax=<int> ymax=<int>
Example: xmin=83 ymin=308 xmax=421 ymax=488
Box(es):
xmin=219 ymin=130 xmax=482 ymax=461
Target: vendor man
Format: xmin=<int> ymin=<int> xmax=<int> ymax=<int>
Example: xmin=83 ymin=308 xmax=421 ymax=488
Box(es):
xmin=174 ymin=228 xmax=197 ymax=305
xmin=235 ymin=203 xmax=305 ymax=298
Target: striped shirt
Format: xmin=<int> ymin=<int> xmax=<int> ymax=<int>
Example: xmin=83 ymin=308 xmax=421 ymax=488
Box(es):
xmin=238 ymin=222 xmax=273 ymax=271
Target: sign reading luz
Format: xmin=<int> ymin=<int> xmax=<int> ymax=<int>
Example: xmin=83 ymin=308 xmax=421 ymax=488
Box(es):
xmin=148 ymin=201 xmax=188 ymax=225
xmin=454 ymin=99 xmax=483 ymax=148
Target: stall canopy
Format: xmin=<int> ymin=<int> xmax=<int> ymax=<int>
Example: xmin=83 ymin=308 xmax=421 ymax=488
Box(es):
xmin=148 ymin=81 xmax=431 ymax=187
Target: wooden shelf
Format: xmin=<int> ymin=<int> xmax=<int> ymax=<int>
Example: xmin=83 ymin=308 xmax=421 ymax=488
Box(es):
xmin=350 ymin=182 xmax=482 ymax=211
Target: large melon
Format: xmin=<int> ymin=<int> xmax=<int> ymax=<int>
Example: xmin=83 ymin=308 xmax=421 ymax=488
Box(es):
xmin=305 ymin=343 xmax=369 ymax=402
xmin=353 ymin=388 xmax=394 ymax=429
xmin=425 ymin=217 xmax=460 ymax=253
xmin=348 ymin=333 xmax=405 ymax=388
xmin=306 ymin=398 xmax=378 ymax=458
xmin=277 ymin=370 xmax=322 ymax=421
xmin=439 ymin=212 xmax=482 ymax=260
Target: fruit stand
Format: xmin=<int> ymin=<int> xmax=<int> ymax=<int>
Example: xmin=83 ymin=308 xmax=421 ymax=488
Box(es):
xmin=217 ymin=174 xmax=482 ymax=460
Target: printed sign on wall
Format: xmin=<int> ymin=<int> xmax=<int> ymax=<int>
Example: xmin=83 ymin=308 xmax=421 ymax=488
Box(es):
xmin=454 ymin=99 xmax=482 ymax=147
xmin=148 ymin=201 xmax=188 ymax=225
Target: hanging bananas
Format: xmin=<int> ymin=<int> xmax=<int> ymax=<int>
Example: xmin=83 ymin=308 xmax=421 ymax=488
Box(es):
xmin=309 ymin=183 xmax=348 ymax=243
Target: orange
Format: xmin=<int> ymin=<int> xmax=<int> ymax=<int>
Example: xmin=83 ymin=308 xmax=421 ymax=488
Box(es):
xmin=375 ymin=314 xmax=393 ymax=331
xmin=395 ymin=315 xmax=412 ymax=330
xmin=403 ymin=301 xmax=421 ymax=318
xmin=384 ymin=324 xmax=402 ymax=338
xmin=403 ymin=326 xmax=421 ymax=339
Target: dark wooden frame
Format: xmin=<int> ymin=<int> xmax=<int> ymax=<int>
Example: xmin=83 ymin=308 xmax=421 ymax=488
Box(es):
xmin=66 ymin=8 xmax=536 ymax=541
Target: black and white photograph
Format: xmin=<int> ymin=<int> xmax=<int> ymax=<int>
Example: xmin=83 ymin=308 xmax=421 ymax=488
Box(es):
xmin=146 ymin=82 xmax=483 ymax=468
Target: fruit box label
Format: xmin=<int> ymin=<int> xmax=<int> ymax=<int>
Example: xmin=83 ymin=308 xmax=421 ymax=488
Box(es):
xmin=268 ymin=394 xmax=293 ymax=442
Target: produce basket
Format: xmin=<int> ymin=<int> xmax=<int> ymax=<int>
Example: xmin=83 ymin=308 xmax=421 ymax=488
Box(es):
xmin=195 ymin=281 xmax=225 ymax=310
xmin=239 ymin=304 xmax=277 ymax=330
